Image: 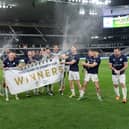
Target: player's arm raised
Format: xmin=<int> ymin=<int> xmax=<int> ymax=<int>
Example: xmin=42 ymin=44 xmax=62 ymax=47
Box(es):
xmin=60 ymin=54 xmax=69 ymax=60
xmin=81 ymin=62 xmax=97 ymax=68
xmin=65 ymin=59 xmax=76 ymax=65
xmin=86 ymin=62 xmax=98 ymax=68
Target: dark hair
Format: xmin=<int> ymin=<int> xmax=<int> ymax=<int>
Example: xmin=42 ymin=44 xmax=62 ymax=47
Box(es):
xmin=114 ymin=48 xmax=121 ymax=51
xmin=46 ymin=48 xmax=50 ymax=50
xmin=8 ymin=51 xmax=15 ymax=54
xmin=42 ymin=48 xmax=46 ymax=51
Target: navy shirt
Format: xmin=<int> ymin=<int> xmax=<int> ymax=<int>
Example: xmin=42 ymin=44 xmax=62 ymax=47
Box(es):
xmin=85 ymin=56 xmax=101 ymax=74
xmin=3 ymin=58 xmax=19 ymax=68
xmin=34 ymin=55 xmax=42 ymax=61
xmin=69 ymin=54 xmax=80 ymax=72
xmin=24 ymin=57 xmax=36 ymax=64
xmin=65 ymin=55 xmax=71 ymax=66
xmin=109 ymin=54 xmax=128 ymax=75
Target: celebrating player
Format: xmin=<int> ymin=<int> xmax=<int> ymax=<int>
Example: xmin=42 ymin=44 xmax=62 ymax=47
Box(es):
xmin=64 ymin=46 xmax=83 ymax=98
xmin=109 ymin=48 xmax=128 ymax=103
xmin=79 ymin=50 xmax=102 ymax=101
xmin=45 ymin=47 xmax=54 ymax=96
xmin=24 ymin=51 xmax=39 ymax=96
xmin=52 ymin=45 xmax=65 ymax=95
xmin=3 ymin=51 xmax=19 ymax=101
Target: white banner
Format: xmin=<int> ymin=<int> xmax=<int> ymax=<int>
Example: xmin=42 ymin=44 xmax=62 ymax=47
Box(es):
xmin=4 ymin=60 xmax=64 ymax=95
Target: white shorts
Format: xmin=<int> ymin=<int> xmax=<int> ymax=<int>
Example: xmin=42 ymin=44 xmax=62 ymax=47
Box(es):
xmin=68 ymin=71 xmax=80 ymax=80
xmin=65 ymin=65 xmax=69 ymax=72
xmin=112 ymin=74 xmax=126 ymax=85
xmin=84 ymin=73 xmax=99 ymax=82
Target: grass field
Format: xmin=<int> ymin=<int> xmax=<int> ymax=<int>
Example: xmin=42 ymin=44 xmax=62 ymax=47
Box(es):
xmin=0 ymin=59 xmax=129 ymax=129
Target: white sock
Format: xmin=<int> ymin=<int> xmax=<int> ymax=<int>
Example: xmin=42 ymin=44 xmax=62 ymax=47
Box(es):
xmin=122 ymin=87 xmax=127 ymax=99
xmin=80 ymin=90 xmax=84 ymax=97
xmin=97 ymin=92 xmax=101 ymax=97
xmin=96 ymin=93 xmax=103 ymax=101
xmin=71 ymin=89 xmax=75 ymax=95
xmin=15 ymin=94 xmax=19 ymax=99
xmin=114 ymin=87 xmax=120 ymax=97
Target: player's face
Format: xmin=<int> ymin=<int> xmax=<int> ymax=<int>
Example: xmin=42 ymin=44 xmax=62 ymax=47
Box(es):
xmin=27 ymin=51 xmax=33 ymax=58
xmin=41 ymin=49 xmax=46 ymax=55
xmin=53 ymin=45 xmax=59 ymax=52
xmin=71 ymin=46 xmax=77 ymax=54
xmin=114 ymin=49 xmax=121 ymax=57
xmin=32 ymin=51 xmax=35 ymax=57
xmin=8 ymin=53 xmax=15 ymax=61
xmin=35 ymin=50 xmax=39 ymax=55
xmin=46 ymin=49 xmax=51 ymax=55
xmin=88 ymin=50 xmax=94 ymax=57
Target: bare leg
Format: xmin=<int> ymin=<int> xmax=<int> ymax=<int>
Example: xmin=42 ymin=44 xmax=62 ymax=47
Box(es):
xmin=77 ymin=81 xmax=88 ymax=100
xmin=82 ymin=81 xmax=89 ymax=92
xmin=120 ymin=83 xmax=127 ymax=102
xmin=94 ymin=81 xmax=101 ymax=96
xmin=75 ymin=80 xmax=81 ymax=90
xmin=113 ymin=84 xmax=120 ymax=100
xmin=94 ymin=81 xmax=102 ymax=101
xmin=59 ymin=79 xmax=65 ymax=95
xmin=69 ymin=80 xmax=75 ymax=98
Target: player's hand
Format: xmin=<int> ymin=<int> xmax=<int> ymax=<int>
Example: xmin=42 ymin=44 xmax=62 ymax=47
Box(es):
xmin=81 ymin=62 xmax=86 ymax=66
xmin=61 ymin=54 xmax=66 ymax=59
xmin=60 ymin=62 xmax=65 ymax=64
xmin=114 ymin=70 xmax=120 ymax=75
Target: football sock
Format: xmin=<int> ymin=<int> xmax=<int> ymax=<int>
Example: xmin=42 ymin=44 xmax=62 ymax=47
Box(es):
xmin=122 ymin=87 xmax=127 ymax=99
xmin=71 ymin=89 xmax=75 ymax=95
xmin=97 ymin=92 xmax=102 ymax=98
xmin=80 ymin=90 xmax=84 ymax=97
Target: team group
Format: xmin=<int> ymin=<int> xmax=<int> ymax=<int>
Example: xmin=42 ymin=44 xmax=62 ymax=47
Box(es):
xmin=1 ymin=45 xmax=128 ymax=103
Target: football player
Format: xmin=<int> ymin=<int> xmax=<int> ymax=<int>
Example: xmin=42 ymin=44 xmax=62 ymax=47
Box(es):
xmin=64 ymin=46 xmax=83 ymax=98
xmin=3 ymin=51 xmax=19 ymax=101
xmin=80 ymin=50 xmax=102 ymax=101
xmin=52 ymin=45 xmax=65 ymax=95
xmin=109 ymin=48 xmax=128 ymax=103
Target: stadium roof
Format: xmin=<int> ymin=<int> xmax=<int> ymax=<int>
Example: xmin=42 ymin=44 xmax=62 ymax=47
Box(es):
xmin=0 ymin=0 xmax=128 ymax=25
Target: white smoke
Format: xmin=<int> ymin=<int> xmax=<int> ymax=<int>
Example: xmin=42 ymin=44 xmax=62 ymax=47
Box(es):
xmin=54 ymin=3 xmax=100 ymax=51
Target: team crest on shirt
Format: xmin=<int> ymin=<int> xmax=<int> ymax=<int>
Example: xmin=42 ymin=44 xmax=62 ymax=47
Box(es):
xmin=120 ymin=58 xmax=123 ymax=61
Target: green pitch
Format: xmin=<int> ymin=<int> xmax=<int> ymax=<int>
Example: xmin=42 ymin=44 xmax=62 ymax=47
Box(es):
xmin=0 ymin=59 xmax=129 ymax=129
